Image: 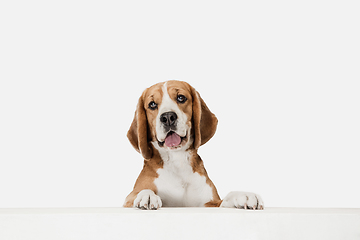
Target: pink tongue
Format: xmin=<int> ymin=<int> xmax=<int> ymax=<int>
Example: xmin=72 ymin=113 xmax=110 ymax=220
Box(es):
xmin=164 ymin=132 xmax=181 ymax=147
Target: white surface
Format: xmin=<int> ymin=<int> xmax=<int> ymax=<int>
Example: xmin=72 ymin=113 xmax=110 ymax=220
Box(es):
xmin=1 ymin=207 xmax=359 ymax=240
xmin=1 ymin=0 xmax=360 ymax=209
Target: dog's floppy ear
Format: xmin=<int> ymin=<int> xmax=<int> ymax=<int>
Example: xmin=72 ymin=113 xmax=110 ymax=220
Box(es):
xmin=190 ymin=85 xmax=218 ymax=150
xmin=127 ymin=91 xmax=153 ymax=160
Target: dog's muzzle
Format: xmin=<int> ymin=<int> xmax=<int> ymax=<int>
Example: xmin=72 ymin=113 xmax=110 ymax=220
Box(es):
xmin=158 ymin=111 xmax=186 ymax=148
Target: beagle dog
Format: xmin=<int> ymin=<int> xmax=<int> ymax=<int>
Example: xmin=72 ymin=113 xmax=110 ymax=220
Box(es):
xmin=123 ymin=80 xmax=264 ymax=210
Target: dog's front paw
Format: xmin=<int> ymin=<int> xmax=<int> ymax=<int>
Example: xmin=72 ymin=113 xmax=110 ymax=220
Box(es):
xmin=220 ymin=191 xmax=264 ymax=210
xmin=133 ymin=189 xmax=162 ymax=210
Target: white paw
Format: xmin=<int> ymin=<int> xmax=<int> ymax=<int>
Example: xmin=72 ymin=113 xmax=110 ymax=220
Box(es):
xmin=220 ymin=191 xmax=264 ymax=210
xmin=133 ymin=189 xmax=162 ymax=210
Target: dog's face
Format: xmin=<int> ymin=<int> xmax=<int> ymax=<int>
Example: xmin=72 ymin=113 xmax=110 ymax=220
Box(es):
xmin=145 ymin=81 xmax=193 ymax=151
xmin=128 ymin=80 xmax=218 ymax=159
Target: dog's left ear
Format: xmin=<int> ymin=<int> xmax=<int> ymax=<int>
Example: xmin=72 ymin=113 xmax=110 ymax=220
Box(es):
xmin=189 ymin=85 xmax=218 ymax=150
xmin=127 ymin=91 xmax=153 ymax=160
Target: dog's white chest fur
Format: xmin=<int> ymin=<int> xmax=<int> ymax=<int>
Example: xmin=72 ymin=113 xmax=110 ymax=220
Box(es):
xmin=154 ymin=150 xmax=213 ymax=207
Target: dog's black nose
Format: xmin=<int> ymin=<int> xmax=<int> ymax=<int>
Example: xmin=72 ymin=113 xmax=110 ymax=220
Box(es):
xmin=160 ymin=112 xmax=177 ymax=126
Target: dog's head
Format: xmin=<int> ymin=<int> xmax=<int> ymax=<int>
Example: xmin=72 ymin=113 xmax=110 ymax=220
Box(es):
xmin=127 ymin=80 xmax=218 ymax=160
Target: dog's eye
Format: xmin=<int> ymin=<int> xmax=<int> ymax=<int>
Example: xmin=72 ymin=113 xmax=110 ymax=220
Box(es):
xmin=177 ymin=95 xmax=187 ymax=103
xmin=148 ymin=101 xmax=158 ymax=110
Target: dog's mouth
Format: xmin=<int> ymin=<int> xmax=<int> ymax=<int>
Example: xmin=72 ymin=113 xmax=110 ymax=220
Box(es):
xmin=158 ymin=131 xmax=186 ymax=149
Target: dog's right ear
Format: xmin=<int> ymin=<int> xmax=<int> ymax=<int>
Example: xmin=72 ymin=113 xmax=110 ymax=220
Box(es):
xmin=127 ymin=91 xmax=153 ymax=160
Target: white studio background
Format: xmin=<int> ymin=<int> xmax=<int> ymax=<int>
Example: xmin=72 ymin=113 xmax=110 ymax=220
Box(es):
xmin=0 ymin=0 xmax=359 ymax=208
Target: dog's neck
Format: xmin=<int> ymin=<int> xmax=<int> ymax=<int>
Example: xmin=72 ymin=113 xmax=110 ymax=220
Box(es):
xmin=151 ymin=138 xmax=196 ymax=168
